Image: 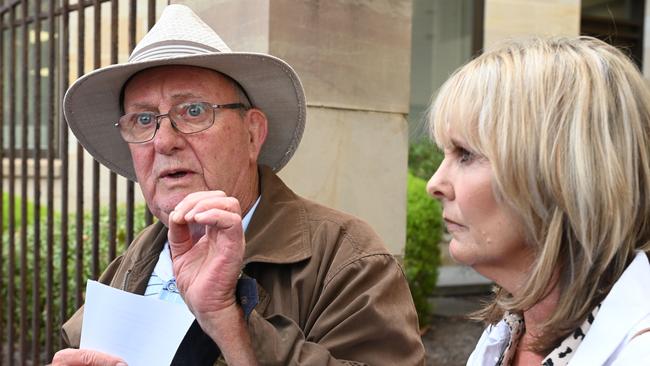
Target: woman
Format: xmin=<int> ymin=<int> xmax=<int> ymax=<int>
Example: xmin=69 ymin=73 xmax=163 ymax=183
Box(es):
xmin=427 ymin=36 xmax=650 ymax=365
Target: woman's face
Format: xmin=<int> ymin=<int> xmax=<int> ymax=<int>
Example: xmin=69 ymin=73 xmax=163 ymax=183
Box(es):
xmin=427 ymin=131 xmax=533 ymax=289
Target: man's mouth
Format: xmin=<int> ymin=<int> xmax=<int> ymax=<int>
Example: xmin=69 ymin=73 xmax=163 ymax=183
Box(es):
xmin=160 ymin=169 xmax=191 ymax=179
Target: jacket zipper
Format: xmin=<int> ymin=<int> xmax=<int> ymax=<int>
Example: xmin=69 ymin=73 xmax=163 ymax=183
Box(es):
xmin=122 ymin=269 xmax=133 ymax=291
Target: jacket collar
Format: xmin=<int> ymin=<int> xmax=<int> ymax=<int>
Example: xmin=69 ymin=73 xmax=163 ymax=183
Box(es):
xmin=122 ymin=221 xmax=168 ymax=293
xmin=571 ymin=251 xmax=650 ymax=364
xmin=243 ymin=165 xmax=312 ymax=265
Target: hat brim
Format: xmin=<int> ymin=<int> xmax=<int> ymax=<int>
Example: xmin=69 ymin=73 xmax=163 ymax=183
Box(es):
xmin=63 ymin=52 xmax=306 ymax=181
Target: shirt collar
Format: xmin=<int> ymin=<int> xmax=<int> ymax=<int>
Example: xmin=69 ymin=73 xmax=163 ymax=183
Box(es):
xmin=242 ymin=195 xmax=261 ymax=232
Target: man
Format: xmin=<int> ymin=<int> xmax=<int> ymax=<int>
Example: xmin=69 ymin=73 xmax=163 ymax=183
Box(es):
xmin=53 ymin=4 xmax=424 ymax=365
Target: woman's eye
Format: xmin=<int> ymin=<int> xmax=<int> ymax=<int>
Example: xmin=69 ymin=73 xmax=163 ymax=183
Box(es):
xmin=458 ymin=147 xmax=475 ymax=164
xmin=135 ymin=113 xmax=154 ymax=126
xmin=186 ymin=103 xmax=206 ymax=117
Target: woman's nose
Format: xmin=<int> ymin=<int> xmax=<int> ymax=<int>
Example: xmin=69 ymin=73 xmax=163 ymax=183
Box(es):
xmin=426 ymin=160 xmax=454 ymax=201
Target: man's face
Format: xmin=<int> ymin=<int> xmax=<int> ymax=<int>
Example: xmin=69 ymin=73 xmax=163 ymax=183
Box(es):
xmin=123 ymin=65 xmax=263 ymax=225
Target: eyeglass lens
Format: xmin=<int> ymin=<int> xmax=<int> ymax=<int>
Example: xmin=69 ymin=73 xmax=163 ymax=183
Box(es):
xmin=118 ymin=102 xmax=216 ymax=143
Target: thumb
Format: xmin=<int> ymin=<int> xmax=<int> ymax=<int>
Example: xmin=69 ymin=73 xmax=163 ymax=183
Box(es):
xmin=167 ymin=210 xmax=193 ymax=260
xmin=51 ymin=348 xmax=127 ymax=366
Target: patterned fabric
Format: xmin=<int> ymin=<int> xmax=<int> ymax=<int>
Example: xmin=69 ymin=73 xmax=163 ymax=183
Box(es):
xmin=495 ymin=305 xmax=601 ymax=366
xmin=144 ymin=243 xmax=186 ymax=304
xmin=496 ymin=312 xmax=525 ymax=366
xmin=541 ymin=304 xmax=601 ymax=366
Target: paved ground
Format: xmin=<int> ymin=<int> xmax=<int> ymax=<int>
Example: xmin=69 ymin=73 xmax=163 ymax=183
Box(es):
xmin=422 ymin=294 xmax=489 ymax=365
xmin=423 ymin=315 xmax=484 ymax=365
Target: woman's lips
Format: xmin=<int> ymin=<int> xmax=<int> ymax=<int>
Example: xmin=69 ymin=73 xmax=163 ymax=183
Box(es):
xmin=443 ymin=217 xmax=466 ymax=232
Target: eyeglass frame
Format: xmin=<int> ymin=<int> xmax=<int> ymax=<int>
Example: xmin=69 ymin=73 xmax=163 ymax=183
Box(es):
xmin=114 ymin=102 xmax=248 ymax=144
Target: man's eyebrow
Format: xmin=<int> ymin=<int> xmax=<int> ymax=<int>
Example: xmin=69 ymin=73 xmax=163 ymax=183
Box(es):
xmin=169 ymin=92 xmax=203 ymax=100
xmin=126 ymin=93 xmax=204 ymax=111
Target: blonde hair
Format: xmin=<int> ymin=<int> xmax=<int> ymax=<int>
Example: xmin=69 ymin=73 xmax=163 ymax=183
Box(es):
xmin=429 ymin=36 xmax=650 ymax=352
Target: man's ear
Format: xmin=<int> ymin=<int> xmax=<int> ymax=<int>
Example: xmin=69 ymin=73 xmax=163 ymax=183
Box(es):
xmin=245 ymin=108 xmax=268 ymax=162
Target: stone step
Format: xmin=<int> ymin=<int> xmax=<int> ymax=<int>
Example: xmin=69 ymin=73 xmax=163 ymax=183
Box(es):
xmin=435 ymin=265 xmax=493 ymax=296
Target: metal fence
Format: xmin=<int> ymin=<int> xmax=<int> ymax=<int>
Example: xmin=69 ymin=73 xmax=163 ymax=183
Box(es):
xmin=0 ymin=0 xmax=162 ymax=364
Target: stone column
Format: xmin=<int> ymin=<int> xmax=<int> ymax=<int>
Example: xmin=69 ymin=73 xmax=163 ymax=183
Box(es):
xmin=484 ymin=0 xmax=580 ymax=48
xmin=171 ymin=0 xmax=412 ymax=255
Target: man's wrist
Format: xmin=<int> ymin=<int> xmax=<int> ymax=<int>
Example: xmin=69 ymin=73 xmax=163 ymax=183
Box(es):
xmin=199 ymin=304 xmax=258 ymax=366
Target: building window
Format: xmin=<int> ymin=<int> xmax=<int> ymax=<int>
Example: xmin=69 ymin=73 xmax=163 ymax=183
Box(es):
xmin=409 ymin=0 xmax=484 ymax=139
xmin=1 ymin=1 xmax=58 ymax=157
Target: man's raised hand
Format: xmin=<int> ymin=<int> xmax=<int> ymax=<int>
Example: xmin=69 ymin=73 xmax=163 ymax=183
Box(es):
xmin=167 ymin=190 xmax=245 ymax=320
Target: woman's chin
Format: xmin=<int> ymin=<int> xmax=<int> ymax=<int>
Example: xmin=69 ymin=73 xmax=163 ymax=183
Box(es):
xmin=448 ymin=240 xmax=496 ymax=274
xmin=447 ymin=239 xmax=476 ymax=266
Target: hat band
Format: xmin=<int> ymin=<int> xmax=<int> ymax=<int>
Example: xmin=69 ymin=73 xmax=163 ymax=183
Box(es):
xmin=129 ymin=39 xmax=225 ymax=62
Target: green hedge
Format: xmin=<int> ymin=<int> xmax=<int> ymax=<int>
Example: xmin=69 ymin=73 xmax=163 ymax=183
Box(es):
xmin=1 ymin=193 xmax=148 ymax=348
xmin=405 ymin=160 xmax=443 ymax=328
xmin=1 ymin=193 xmax=45 ymax=230
xmin=408 ymin=139 xmax=443 ymax=181
xmin=405 ymin=173 xmax=442 ymax=327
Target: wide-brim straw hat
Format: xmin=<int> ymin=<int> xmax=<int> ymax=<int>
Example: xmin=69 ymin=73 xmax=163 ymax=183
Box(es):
xmin=63 ymin=4 xmax=306 ymax=181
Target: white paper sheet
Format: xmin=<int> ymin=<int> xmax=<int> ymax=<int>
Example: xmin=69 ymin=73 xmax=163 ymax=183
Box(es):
xmin=80 ymin=280 xmax=195 ymax=366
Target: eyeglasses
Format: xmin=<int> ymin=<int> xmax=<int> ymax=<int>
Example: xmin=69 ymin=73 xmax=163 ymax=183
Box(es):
xmin=115 ymin=101 xmax=246 ymax=143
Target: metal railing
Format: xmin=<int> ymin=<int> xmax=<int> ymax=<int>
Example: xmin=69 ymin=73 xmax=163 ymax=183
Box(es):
xmin=0 ymin=0 xmax=161 ymax=364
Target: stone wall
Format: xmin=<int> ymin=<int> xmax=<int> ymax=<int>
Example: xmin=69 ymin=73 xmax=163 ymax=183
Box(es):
xmin=484 ymin=0 xmax=580 ymax=48
xmin=173 ymin=0 xmax=412 ymax=254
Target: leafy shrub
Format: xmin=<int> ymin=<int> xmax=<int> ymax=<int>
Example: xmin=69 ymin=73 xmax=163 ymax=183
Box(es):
xmin=1 ymin=193 xmax=45 ymax=231
xmin=408 ymin=138 xmax=443 ymax=181
xmin=404 ymin=172 xmax=442 ymax=328
xmin=0 ymin=194 xmax=149 ymax=355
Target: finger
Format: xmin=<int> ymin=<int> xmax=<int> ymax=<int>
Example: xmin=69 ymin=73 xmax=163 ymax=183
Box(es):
xmin=195 ymin=210 xmax=245 ymax=261
xmin=51 ymin=348 xmax=126 ymax=366
xmin=173 ymin=190 xmax=228 ymax=216
xmin=191 ymin=208 xmax=243 ymax=231
xmin=167 ymin=210 xmax=193 ymax=260
xmin=185 ymin=196 xmax=242 ymax=222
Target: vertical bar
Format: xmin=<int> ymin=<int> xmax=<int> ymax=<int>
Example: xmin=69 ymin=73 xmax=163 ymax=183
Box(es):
xmin=147 ymin=0 xmax=155 ymax=30
xmin=145 ymin=204 xmax=153 ymax=225
xmin=144 ymin=0 xmax=156 ymax=227
xmin=108 ymin=0 xmax=118 ymax=261
xmin=91 ymin=0 xmax=100 ymax=280
xmin=472 ymin=0 xmax=485 ymax=56
xmin=7 ymin=5 xmax=16 ymax=365
xmin=45 ymin=0 xmax=56 ymax=359
xmin=640 ymin=1 xmax=645 ymax=66
xmin=128 ymin=0 xmax=136 ymax=52
xmin=75 ymin=0 xmax=85 ymax=310
xmin=126 ymin=181 xmax=134 ymax=246
xmin=32 ymin=0 xmax=43 ymax=363
xmin=125 ymin=0 xmax=136 ymax=246
xmin=59 ymin=0 xmax=70 ymax=351
xmin=19 ymin=1 xmax=29 ymax=363
xmin=0 ymin=8 xmax=5 ymax=366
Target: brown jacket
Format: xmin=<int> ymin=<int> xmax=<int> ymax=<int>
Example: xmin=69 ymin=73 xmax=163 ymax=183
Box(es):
xmin=62 ymin=166 xmax=425 ymax=365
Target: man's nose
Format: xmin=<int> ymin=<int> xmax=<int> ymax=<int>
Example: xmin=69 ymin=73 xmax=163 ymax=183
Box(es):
xmin=153 ymin=115 xmax=185 ymax=153
xmin=426 ymin=160 xmax=453 ymax=201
